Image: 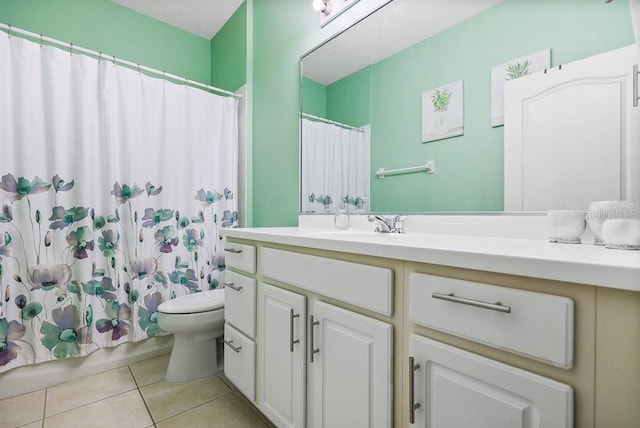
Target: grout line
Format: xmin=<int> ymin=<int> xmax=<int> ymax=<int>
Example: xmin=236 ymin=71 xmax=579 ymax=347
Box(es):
xmin=232 ymin=390 xmax=274 ymax=428
xmin=128 ymin=364 xmax=156 ymax=424
xmin=145 ymin=376 xmax=235 ymax=425
xmin=43 ymin=367 xmax=138 ymax=418
xmin=42 ymin=388 xmax=47 ymax=426
xmin=155 ymin=392 xmax=230 ymax=424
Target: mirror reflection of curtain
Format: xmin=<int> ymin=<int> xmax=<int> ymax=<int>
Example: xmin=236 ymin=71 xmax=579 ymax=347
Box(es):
xmin=301 ymin=118 xmax=370 ymax=213
xmin=0 ymin=33 xmax=238 ymax=372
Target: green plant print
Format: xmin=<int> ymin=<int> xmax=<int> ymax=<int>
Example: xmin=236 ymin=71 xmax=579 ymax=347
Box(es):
xmin=431 ymin=89 xmax=452 ymax=112
xmin=505 ymin=60 xmax=531 ymax=80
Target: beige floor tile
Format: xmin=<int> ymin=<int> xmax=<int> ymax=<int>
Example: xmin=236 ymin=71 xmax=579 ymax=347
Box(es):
xmin=129 ymin=353 xmax=171 ymax=386
xmin=234 ymin=391 xmax=276 ymax=428
xmin=156 ymin=394 xmax=266 ymax=428
xmin=218 ymin=374 xmax=238 ymax=391
xmin=0 ymin=389 xmax=45 ymax=428
xmin=43 ymin=390 xmax=152 ymax=428
xmin=140 ymin=375 xmax=231 ymax=422
xmin=45 ymin=366 xmax=137 ymax=417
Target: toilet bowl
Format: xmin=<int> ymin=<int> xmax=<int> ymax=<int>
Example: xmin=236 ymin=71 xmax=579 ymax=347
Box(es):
xmin=157 ymin=289 xmax=225 ymax=382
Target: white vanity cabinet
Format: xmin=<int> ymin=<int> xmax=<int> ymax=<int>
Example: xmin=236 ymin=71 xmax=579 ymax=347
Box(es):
xmin=223 ymin=243 xmax=257 ymax=401
xmin=409 ymin=273 xmax=574 ymax=368
xmin=223 ymin=231 xmax=640 ymax=428
xmin=307 ymin=300 xmax=392 ymax=428
xmin=259 ymin=283 xmax=306 ymax=428
xmin=258 ymin=248 xmax=394 ymax=428
xmin=408 ymin=335 xmax=573 ymax=428
xmin=407 ymin=273 xmax=574 ymax=427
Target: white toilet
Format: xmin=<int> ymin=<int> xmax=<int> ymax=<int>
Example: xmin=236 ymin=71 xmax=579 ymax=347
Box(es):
xmin=157 ymin=289 xmax=225 ymax=382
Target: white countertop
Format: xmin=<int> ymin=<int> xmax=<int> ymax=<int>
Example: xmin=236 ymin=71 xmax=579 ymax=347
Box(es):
xmin=222 ymin=226 xmax=640 ymax=292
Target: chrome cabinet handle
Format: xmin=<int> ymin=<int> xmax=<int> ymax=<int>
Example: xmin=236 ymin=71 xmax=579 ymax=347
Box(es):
xmin=224 ymin=248 xmax=242 ymax=254
xmin=409 ymin=356 xmax=421 ymax=424
xmin=224 ymin=339 xmax=242 ymax=353
xmin=634 ymin=64 xmax=639 ymax=108
xmin=432 ymin=291 xmax=511 ymax=314
xmin=224 ymin=282 xmax=243 ymax=292
xmin=290 ymin=308 xmax=300 ymax=353
xmin=309 ymin=315 xmax=320 ymax=363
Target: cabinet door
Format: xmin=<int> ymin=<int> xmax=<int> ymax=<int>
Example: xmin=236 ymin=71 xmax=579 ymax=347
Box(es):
xmin=259 ymin=283 xmax=306 ymax=428
xmin=307 ymin=300 xmax=392 ymax=428
xmin=408 ymin=334 xmax=573 ymax=428
xmin=504 ymin=44 xmax=640 ymax=210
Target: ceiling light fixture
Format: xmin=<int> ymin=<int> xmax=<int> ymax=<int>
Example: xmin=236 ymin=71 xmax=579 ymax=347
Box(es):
xmin=312 ymin=0 xmax=331 ymax=15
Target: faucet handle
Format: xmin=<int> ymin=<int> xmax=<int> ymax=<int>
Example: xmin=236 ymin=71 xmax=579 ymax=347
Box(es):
xmin=393 ymin=215 xmax=407 ymax=233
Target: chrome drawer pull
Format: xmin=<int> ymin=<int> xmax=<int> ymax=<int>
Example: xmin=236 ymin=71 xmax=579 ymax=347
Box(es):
xmin=409 ymin=356 xmax=421 ymax=424
xmin=224 ymin=339 xmax=242 ymax=353
xmin=634 ymin=64 xmax=639 ymax=107
xmin=224 ymin=282 xmax=243 ymax=292
xmin=432 ymin=292 xmax=511 ymax=314
xmin=309 ymin=315 xmax=320 ymax=363
xmin=224 ymin=248 xmax=242 ymax=254
xmin=290 ymin=308 xmax=300 ymax=353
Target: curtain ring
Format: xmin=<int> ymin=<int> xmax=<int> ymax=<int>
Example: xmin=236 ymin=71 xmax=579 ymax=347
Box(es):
xmin=98 ymin=51 xmax=102 ymax=63
xmin=137 ymin=63 xmax=141 ymax=74
xmin=184 ymin=78 xmax=189 ymax=87
xmin=69 ymin=42 xmax=73 ymax=56
xmin=7 ymin=24 xmax=11 ymax=38
xmin=40 ymin=34 xmax=43 ymax=48
xmin=112 ymin=55 xmax=116 ymax=67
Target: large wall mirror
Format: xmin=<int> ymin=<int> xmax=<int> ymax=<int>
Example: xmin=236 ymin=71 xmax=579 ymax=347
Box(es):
xmin=300 ymin=0 xmax=636 ymax=215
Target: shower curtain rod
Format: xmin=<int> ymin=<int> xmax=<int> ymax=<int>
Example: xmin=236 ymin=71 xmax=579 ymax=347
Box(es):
xmin=302 ymin=112 xmax=364 ymax=133
xmin=0 ymin=22 xmax=241 ymax=99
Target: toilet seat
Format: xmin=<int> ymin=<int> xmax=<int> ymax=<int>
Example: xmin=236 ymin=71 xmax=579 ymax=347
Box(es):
xmin=158 ymin=289 xmax=225 ymax=314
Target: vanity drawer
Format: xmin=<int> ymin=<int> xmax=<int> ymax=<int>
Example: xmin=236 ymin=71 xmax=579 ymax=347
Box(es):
xmin=224 ymin=242 xmax=256 ymax=274
xmin=223 ymin=323 xmax=256 ymax=401
xmin=262 ymin=248 xmax=393 ymax=316
xmin=224 ymin=270 xmax=256 ymax=339
xmin=409 ymin=273 xmax=574 ymax=368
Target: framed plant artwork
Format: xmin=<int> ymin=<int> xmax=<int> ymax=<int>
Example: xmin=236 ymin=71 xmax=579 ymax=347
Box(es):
xmin=421 ymin=79 xmax=464 ymax=143
xmin=491 ymin=48 xmax=550 ymax=127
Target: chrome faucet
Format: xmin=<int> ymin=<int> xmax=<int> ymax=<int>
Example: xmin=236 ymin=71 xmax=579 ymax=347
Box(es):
xmin=367 ymin=215 xmax=407 ymax=233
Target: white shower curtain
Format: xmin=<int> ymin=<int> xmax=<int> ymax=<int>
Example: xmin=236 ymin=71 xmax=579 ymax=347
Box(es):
xmin=301 ymin=118 xmax=370 ymax=213
xmin=0 ymin=33 xmax=238 ymax=371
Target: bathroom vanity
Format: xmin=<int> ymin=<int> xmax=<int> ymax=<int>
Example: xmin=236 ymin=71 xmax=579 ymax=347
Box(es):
xmin=221 ymin=222 xmax=640 ymax=428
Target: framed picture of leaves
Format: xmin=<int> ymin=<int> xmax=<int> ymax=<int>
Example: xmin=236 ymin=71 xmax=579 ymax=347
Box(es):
xmin=491 ymin=48 xmax=551 ymax=127
xmin=421 ymin=79 xmax=464 ymax=143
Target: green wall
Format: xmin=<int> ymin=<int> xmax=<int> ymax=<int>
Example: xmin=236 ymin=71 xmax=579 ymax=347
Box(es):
xmin=0 ymin=0 xmax=211 ymax=84
xmin=326 ymin=66 xmax=371 ymax=127
xmin=211 ymin=2 xmax=247 ymax=92
xmin=1 ymin=1 xmax=634 ymax=225
xmin=251 ymin=0 xmax=635 ymax=225
xmin=302 ymin=77 xmax=327 ymax=118
xmin=251 ymin=0 xmax=323 ymax=227
xmin=315 ymin=0 xmax=635 ymax=212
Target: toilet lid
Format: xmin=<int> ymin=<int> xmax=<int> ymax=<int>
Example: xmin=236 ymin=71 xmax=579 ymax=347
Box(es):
xmin=158 ymin=289 xmax=225 ymax=314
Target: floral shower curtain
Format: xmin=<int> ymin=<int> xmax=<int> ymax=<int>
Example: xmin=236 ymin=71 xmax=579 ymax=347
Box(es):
xmin=0 ymin=33 xmax=238 ymax=372
xmin=300 ymin=118 xmax=370 ymax=214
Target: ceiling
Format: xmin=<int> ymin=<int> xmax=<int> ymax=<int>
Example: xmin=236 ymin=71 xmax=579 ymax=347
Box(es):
xmin=303 ymin=0 xmax=505 ymax=85
xmin=110 ymin=0 xmax=244 ymax=40
xmin=109 ymin=0 xmax=506 ymax=80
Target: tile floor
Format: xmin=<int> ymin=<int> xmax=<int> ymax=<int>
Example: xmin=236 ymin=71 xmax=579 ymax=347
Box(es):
xmin=0 ymin=354 xmax=275 ymax=428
